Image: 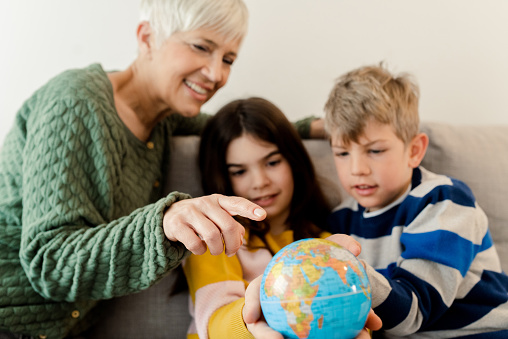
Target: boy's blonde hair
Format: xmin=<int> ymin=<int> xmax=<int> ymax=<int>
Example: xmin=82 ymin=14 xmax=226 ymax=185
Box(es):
xmin=324 ymin=63 xmax=420 ymax=145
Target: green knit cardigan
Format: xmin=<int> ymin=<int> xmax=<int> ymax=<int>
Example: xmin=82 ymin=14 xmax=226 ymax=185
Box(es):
xmin=0 ymin=64 xmax=206 ymax=338
xmin=0 ymin=64 xmax=314 ymax=339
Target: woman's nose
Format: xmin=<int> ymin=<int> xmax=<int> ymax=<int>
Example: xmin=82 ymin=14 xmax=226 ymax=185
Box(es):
xmin=203 ymin=56 xmax=225 ymax=84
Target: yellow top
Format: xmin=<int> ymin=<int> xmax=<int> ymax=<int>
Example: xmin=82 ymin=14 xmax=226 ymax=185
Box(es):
xmin=183 ymin=230 xmax=331 ymax=338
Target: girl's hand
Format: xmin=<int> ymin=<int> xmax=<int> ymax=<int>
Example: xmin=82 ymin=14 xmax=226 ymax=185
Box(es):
xmin=163 ymin=194 xmax=266 ymax=256
xmin=243 ymin=275 xmax=283 ymax=339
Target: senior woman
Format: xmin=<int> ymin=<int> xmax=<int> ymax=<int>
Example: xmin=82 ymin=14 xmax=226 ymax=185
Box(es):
xmin=0 ymin=0 xmax=379 ymax=338
xmin=0 ymin=0 xmax=259 ymax=337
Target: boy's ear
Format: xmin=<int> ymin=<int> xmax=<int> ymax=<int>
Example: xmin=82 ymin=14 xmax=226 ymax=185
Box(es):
xmin=408 ymin=132 xmax=429 ymax=168
xmin=137 ymin=21 xmax=154 ymax=56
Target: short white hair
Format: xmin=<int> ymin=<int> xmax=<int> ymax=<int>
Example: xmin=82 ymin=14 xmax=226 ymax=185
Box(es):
xmin=140 ymin=0 xmax=249 ymax=47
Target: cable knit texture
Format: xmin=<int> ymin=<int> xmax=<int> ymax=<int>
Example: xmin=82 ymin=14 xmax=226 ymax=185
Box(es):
xmin=0 ymin=64 xmax=208 ymax=338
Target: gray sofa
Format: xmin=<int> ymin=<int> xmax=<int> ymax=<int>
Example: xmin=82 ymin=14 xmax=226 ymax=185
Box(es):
xmin=87 ymin=121 xmax=508 ymax=339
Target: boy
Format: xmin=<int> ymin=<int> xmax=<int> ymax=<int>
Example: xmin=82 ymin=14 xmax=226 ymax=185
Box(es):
xmin=324 ymin=64 xmax=508 ymax=338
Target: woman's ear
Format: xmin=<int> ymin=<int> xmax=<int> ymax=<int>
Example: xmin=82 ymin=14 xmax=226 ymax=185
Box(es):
xmin=408 ymin=132 xmax=429 ymax=168
xmin=137 ymin=21 xmax=154 ymax=56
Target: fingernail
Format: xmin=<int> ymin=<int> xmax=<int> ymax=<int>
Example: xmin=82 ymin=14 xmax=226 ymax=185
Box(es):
xmin=352 ymin=244 xmax=361 ymax=256
xmin=254 ymin=208 xmax=265 ymax=217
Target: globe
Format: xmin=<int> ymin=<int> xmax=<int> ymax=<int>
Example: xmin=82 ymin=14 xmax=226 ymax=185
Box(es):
xmin=260 ymin=238 xmax=372 ymax=339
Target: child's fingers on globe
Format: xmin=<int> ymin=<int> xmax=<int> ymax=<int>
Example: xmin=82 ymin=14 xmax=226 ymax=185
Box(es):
xmin=243 ymin=275 xmax=262 ymax=323
xmin=326 ymin=233 xmax=362 ymax=256
xmin=246 ymin=321 xmax=284 ymax=339
xmin=365 ymin=309 xmax=382 ymax=331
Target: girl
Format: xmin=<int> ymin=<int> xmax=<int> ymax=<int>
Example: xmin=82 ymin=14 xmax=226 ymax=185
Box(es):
xmin=183 ymin=97 xmax=332 ymax=338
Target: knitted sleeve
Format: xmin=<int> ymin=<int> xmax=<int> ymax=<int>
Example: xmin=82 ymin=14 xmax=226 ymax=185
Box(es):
xmin=293 ymin=116 xmax=318 ymax=139
xmin=169 ymin=112 xmax=211 ymax=136
xmin=19 ymin=98 xmax=189 ymax=302
xmin=168 ymin=113 xmax=318 ymax=139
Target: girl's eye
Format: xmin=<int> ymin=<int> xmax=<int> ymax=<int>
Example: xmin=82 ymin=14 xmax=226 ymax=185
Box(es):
xmin=229 ymin=169 xmax=245 ymax=177
xmin=267 ymin=159 xmax=281 ymax=167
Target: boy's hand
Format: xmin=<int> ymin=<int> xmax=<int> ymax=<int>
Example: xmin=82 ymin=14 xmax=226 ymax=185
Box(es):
xmin=326 ymin=233 xmax=362 ymax=256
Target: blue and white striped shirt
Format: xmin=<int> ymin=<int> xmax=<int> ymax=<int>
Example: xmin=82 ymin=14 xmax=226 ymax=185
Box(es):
xmin=328 ymin=167 xmax=508 ymax=338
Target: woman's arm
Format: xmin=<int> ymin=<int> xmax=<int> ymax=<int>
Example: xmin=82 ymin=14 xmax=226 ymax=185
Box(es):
xmin=169 ymin=112 xmax=325 ymax=139
xmin=19 ymin=98 xmax=192 ymax=301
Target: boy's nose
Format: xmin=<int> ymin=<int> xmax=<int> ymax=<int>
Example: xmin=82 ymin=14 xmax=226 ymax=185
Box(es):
xmin=350 ymin=156 xmax=370 ymax=176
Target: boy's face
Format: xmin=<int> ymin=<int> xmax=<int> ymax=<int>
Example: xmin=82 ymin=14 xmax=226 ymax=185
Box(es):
xmin=330 ymin=120 xmax=415 ymax=212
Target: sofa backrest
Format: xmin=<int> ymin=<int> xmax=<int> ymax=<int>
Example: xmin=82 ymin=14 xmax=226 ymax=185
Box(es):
xmin=420 ymin=122 xmax=508 ymax=273
xmin=165 ymin=121 xmax=508 ymax=273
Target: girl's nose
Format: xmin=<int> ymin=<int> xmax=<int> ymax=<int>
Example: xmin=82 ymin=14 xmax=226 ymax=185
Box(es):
xmin=252 ymin=169 xmax=270 ymax=189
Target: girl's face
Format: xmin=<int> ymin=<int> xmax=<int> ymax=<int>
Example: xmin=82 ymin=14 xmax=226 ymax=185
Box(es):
xmin=226 ymin=134 xmax=294 ymax=234
xmin=147 ymin=28 xmax=241 ymax=117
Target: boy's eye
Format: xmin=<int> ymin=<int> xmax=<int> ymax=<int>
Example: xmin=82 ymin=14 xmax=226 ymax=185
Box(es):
xmin=369 ymin=149 xmax=385 ymax=155
xmin=334 ymin=151 xmax=349 ymax=157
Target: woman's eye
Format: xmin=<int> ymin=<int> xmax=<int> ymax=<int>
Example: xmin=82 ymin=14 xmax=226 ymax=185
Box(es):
xmin=223 ymin=57 xmax=234 ymax=66
xmin=334 ymin=152 xmax=349 ymax=157
xmin=192 ymin=44 xmax=208 ymax=52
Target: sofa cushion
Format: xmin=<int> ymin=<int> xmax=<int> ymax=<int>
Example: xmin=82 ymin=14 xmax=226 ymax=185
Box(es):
xmin=300 ymin=139 xmax=343 ymax=209
xmin=164 ymin=135 xmax=203 ymax=198
xmin=420 ymin=121 xmax=508 ymax=273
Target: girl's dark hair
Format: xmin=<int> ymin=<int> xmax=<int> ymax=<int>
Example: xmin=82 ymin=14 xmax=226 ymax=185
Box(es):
xmin=199 ymin=97 xmax=330 ymax=252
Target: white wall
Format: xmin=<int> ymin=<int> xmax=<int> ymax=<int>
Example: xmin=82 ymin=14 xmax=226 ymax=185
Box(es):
xmin=1 ymin=0 xmax=507 ymax=145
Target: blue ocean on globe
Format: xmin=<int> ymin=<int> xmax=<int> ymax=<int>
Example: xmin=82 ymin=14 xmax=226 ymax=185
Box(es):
xmin=260 ymin=238 xmax=372 ymax=339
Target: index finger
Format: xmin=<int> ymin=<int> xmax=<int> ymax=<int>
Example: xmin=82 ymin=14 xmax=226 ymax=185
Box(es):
xmin=217 ymin=195 xmax=267 ymax=221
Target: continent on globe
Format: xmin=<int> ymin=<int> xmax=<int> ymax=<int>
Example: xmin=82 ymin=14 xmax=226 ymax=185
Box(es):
xmin=260 ymin=238 xmax=371 ymax=339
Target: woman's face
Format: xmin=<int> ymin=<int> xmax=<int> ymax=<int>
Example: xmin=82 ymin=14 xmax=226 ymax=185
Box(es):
xmin=148 ymin=28 xmax=241 ymax=117
xmin=226 ymin=134 xmax=294 ymax=233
